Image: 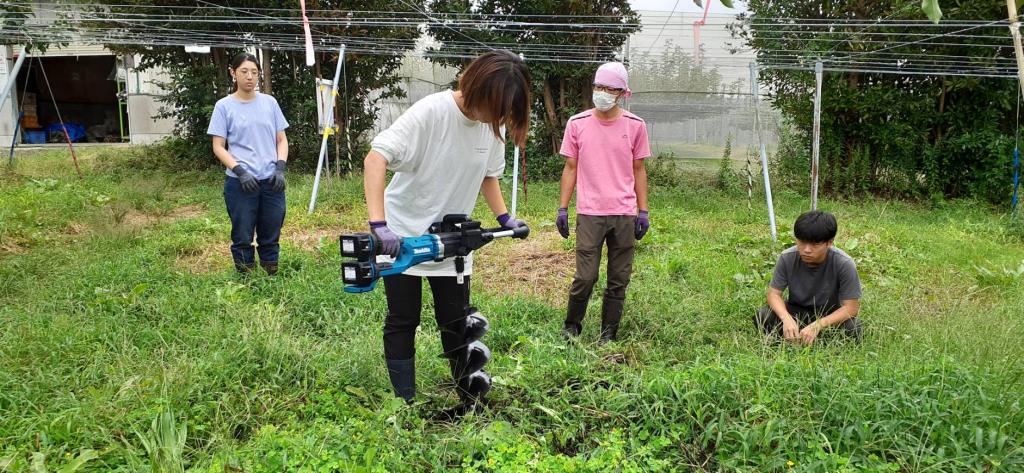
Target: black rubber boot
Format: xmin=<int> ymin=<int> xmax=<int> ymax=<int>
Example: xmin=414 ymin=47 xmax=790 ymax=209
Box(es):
xmin=385 ymin=358 xmax=416 ymax=403
xmin=234 ymin=261 xmax=256 ymax=274
xmin=599 ymin=296 xmax=625 ymax=344
xmin=260 ymin=261 xmax=279 ymax=276
xmin=563 ymin=297 xmax=589 ymax=337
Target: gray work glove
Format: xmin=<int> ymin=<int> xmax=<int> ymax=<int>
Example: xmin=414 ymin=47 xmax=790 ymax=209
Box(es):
xmin=270 ymin=160 xmax=287 ymax=192
xmin=232 ymin=165 xmax=259 ymax=193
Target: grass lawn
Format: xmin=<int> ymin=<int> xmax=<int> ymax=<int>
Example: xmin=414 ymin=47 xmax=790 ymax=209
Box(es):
xmin=1 ymin=146 xmax=1022 ymax=472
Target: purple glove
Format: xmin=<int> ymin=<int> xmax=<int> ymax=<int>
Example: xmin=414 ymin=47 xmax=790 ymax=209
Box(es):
xmin=497 ymin=213 xmax=526 ymax=229
xmin=635 ymin=210 xmax=650 ymax=240
xmin=369 ymin=220 xmax=401 ymax=257
xmin=555 ymin=208 xmax=569 ymax=239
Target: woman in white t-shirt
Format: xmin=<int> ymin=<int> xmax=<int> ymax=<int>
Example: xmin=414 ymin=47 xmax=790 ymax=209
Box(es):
xmin=362 ymin=50 xmax=530 ymax=410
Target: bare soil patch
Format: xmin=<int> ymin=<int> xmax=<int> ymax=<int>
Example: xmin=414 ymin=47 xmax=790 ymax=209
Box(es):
xmin=474 ymin=230 xmax=574 ymax=301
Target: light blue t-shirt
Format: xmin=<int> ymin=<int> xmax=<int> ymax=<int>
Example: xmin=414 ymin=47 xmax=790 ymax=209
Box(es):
xmin=207 ymin=92 xmax=289 ymax=180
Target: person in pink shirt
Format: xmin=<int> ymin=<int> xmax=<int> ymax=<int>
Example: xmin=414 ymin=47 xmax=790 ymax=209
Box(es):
xmin=556 ymin=62 xmax=651 ymax=343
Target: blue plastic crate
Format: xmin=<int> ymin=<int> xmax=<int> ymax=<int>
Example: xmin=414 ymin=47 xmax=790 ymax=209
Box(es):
xmin=45 ymin=123 xmax=86 ymax=142
xmin=23 ymin=130 xmax=46 ymax=144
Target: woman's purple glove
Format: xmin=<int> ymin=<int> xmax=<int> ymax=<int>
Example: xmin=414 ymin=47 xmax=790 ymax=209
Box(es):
xmin=369 ymin=220 xmax=401 ymax=257
xmin=497 ymin=213 xmax=526 ymax=229
xmin=555 ymin=208 xmax=569 ymax=239
xmin=635 ymin=210 xmax=650 ymax=240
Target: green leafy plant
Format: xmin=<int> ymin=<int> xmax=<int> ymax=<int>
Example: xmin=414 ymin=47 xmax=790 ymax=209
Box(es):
xmin=716 ymin=135 xmax=739 ymax=193
xmin=136 ymin=410 xmax=187 ymax=473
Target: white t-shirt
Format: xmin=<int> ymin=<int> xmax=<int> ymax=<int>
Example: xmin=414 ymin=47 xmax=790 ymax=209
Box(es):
xmin=371 ymin=90 xmax=505 ymax=277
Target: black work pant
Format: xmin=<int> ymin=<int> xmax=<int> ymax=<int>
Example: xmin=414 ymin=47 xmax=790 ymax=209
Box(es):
xmin=382 ymin=274 xmax=470 ymax=360
xmin=753 ymin=302 xmax=863 ymax=342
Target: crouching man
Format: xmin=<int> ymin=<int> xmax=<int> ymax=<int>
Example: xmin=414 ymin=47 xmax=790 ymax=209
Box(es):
xmin=754 ymin=210 xmax=863 ymax=345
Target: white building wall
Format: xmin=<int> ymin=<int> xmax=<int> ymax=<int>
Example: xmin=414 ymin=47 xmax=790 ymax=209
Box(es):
xmin=0 ymin=0 xmax=176 ymax=146
xmin=125 ymin=63 xmax=176 ymax=144
xmin=0 ymin=46 xmax=22 ymax=148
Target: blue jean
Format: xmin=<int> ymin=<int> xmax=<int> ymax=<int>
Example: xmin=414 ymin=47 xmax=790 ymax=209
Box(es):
xmin=223 ymin=176 xmax=286 ymax=267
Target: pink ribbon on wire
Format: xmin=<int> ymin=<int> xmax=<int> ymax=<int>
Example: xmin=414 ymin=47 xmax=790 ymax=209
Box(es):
xmin=300 ymin=0 xmax=315 ymax=66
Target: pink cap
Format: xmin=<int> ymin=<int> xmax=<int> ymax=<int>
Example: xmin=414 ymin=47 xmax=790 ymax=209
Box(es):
xmin=594 ymin=62 xmax=631 ymax=97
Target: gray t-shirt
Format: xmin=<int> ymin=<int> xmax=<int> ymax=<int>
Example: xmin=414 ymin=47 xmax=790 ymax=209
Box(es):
xmin=207 ymin=93 xmax=289 ymax=180
xmin=770 ymin=246 xmax=862 ymax=310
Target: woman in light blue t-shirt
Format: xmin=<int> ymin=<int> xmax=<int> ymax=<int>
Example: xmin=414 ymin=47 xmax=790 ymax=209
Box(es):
xmin=207 ymin=52 xmax=290 ymax=275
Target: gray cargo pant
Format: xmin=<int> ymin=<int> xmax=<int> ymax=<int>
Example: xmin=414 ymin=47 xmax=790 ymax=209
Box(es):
xmin=564 ymin=215 xmax=636 ymax=334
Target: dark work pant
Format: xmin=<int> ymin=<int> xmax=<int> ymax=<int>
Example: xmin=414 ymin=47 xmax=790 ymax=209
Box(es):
xmin=754 ymin=302 xmax=863 ymax=342
xmin=568 ymin=215 xmax=636 ymax=304
xmin=382 ymin=274 xmax=470 ymax=361
xmin=223 ymin=176 xmax=286 ymax=266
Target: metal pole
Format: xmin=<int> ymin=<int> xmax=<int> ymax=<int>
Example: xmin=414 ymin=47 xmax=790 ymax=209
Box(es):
xmin=1 ymin=48 xmax=28 ymax=110
xmin=1006 ymin=0 xmax=1024 ymax=89
xmin=1006 ymin=0 xmax=1024 ymax=217
xmin=308 ymin=44 xmax=345 ymax=215
xmin=9 ymin=112 xmax=22 ymax=165
xmin=810 ymin=61 xmax=823 ymax=210
xmin=510 ymin=54 xmax=525 ymax=218
xmin=751 ymin=62 xmax=778 ymax=242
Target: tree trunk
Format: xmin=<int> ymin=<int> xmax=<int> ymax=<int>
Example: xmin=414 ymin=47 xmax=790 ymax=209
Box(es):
xmin=842 ymin=72 xmax=861 ymax=193
xmin=542 ymin=78 xmax=560 ymax=154
xmin=558 ymin=77 xmax=567 ymax=125
xmin=936 ymin=77 xmax=946 ymax=144
xmin=260 ymin=48 xmax=273 ymax=95
xmin=579 ymin=77 xmax=591 ymax=111
xmin=212 ymin=47 xmax=229 ymax=95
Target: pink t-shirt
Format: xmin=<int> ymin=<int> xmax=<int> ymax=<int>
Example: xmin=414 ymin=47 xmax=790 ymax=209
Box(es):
xmin=560 ymin=109 xmax=651 ymax=216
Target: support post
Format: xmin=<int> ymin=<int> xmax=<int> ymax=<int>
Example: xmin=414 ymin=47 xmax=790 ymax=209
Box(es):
xmin=1006 ymin=0 xmax=1024 ymax=216
xmin=810 ymin=61 xmax=823 ymax=210
xmin=1006 ymin=0 xmax=1024 ymax=89
xmin=1 ymin=48 xmax=28 ymax=110
xmin=751 ymin=62 xmax=777 ymax=242
xmin=308 ymin=45 xmax=345 ymax=215
xmin=510 ymin=54 xmax=525 ymax=218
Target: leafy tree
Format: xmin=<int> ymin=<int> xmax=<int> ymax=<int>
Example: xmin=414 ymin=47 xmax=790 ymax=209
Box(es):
xmin=736 ymin=0 xmax=1019 ymax=202
xmin=629 ymin=40 xmax=726 ymax=98
xmin=80 ymin=0 xmax=424 ymax=172
xmin=426 ymin=0 xmax=640 ymax=155
xmin=0 ymin=1 xmax=67 ymax=53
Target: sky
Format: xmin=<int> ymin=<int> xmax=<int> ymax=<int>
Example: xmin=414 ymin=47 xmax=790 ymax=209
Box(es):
xmin=627 ymin=0 xmax=754 ymax=83
xmin=630 ymin=0 xmax=747 ymax=16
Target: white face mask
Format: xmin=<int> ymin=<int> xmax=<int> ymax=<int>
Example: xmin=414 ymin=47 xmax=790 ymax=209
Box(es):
xmin=592 ymin=91 xmax=618 ymax=111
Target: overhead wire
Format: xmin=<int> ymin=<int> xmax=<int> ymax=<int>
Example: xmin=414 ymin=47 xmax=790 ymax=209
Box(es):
xmin=643 ymin=0 xmax=682 ymax=56
xmin=2 ymin=2 xmax=1020 ymax=78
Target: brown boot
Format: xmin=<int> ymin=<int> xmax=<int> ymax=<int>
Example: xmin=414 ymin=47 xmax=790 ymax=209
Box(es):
xmin=599 ymin=296 xmax=625 ymax=343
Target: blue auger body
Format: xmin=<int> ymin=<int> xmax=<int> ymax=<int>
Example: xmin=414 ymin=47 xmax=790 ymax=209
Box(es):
xmin=339 ymin=214 xmax=529 ymax=294
xmin=340 ymin=234 xmax=442 ymax=293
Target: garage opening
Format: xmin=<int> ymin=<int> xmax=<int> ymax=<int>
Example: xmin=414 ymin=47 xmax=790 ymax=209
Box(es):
xmin=15 ymin=55 xmax=128 ymax=144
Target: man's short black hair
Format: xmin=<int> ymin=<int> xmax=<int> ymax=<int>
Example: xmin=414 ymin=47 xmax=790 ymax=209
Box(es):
xmin=793 ymin=210 xmax=837 ymax=243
